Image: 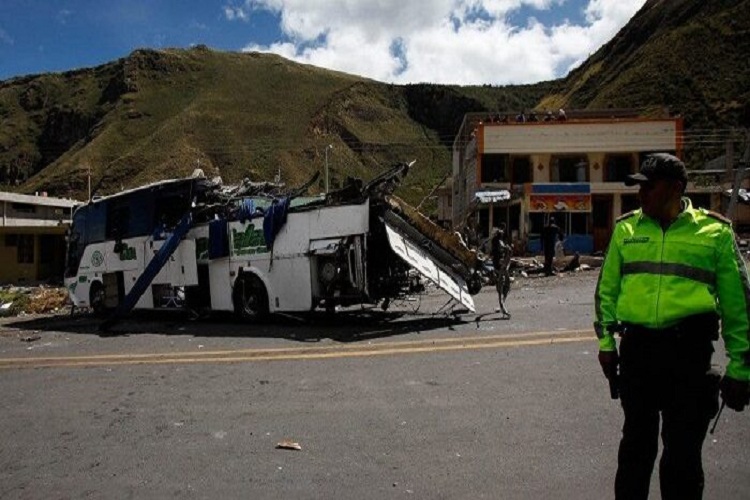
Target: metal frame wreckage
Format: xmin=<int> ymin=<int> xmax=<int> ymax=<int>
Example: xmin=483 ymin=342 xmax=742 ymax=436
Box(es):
xmin=63 ymin=162 xmax=489 ymax=329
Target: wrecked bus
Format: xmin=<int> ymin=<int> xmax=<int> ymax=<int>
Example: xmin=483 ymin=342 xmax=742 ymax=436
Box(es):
xmin=64 ymin=162 xmax=485 ymax=324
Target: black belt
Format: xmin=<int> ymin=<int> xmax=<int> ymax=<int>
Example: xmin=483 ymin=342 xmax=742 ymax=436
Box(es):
xmin=620 ymin=312 xmax=719 ymax=341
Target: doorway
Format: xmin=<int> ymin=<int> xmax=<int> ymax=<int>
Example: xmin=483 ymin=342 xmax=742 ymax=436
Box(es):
xmin=593 ymin=195 xmax=613 ymax=252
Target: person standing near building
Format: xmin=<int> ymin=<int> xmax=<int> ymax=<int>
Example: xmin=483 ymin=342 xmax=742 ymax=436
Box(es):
xmin=595 ymin=153 xmax=750 ymax=499
xmin=542 ymin=216 xmax=561 ymax=276
xmin=490 ymin=225 xmax=512 ymax=318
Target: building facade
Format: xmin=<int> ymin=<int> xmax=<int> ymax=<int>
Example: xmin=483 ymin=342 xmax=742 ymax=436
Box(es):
xmin=0 ymin=191 xmax=79 ymax=284
xmin=448 ymin=109 xmax=722 ymax=254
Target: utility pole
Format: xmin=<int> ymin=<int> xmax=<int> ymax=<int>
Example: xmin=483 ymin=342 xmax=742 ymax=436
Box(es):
xmin=87 ymin=164 xmax=91 ymax=201
xmin=417 ymin=170 xmax=451 ymax=211
xmin=324 ymin=144 xmax=333 ymax=193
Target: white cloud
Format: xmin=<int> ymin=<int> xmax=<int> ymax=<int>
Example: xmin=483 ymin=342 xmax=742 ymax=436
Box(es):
xmin=0 ymin=27 xmax=14 ymax=46
xmin=224 ymin=4 xmax=249 ymax=22
xmin=237 ymin=0 xmax=647 ymax=84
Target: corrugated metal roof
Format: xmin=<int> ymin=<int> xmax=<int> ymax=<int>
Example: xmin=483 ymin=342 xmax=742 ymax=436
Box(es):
xmin=0 ymin=191 xmax=80 ymax=208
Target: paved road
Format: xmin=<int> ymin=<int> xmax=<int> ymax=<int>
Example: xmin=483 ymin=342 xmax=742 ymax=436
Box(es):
xmin=1 ymin=273 xmax=748 ymax=499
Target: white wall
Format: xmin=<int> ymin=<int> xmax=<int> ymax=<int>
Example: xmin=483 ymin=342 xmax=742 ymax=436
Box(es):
xmin=483 ymin=120 xmax=679 ymax=154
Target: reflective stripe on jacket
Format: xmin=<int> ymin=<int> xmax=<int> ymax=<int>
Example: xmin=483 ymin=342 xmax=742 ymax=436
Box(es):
xmin=595 ymin=198 xmax=750 ymax=381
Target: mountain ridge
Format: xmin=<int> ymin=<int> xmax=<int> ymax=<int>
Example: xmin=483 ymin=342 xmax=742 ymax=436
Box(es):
xmin=1 ymin=0 xmax=748 ymax=207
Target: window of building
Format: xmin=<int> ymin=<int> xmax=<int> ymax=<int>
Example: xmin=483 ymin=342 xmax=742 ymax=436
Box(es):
xmin=570 ymin=213 xmax=589 ymax=234
xmin=511 ymin=156 xmax=532 ymax=184
xmin=605 ymin=154 xmax=634 ymax=182
xmin=528 ymin=213 xmax=548 ymax=237
xmin=481 ymin=154 xmax=510 ymax=183
xmin=39 ymin=235 xmax=57 ymax=264
xmin=12 ymin=203 xmax=36 ymax=214
xmin=17 ymin=234 xmax=34 ymax=264
xmin=593 ymin=202 xmax=610 ymax=229
xmin=550 ymin=155 xmax=588 ymax=182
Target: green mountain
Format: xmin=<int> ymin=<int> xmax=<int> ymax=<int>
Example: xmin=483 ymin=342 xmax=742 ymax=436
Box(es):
xmin=1 ymin=0 xmax=748 ymax=205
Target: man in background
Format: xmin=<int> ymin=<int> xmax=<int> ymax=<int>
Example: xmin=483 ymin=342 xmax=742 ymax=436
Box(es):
xmin=490 ymin=224 xmax=511 ymax=319
xmin=542 ymin=216 xmax=561 ymax=276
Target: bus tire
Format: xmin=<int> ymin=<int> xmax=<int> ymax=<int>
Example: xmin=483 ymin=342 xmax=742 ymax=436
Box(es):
xmin=89 ymin=281 xmax=108 ymax=316
xmin=233 ymin=273 xmax=269 ymax=321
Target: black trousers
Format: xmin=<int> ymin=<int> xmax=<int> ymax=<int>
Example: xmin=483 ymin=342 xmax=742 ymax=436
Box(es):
xmin=615 ymin=328 xmax=720 ymax=500
xmin=543 ymin=248 xmax=554 ymax=275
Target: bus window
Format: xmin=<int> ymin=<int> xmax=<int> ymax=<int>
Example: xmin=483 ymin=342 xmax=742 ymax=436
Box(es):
xmin=128 ymin=192 xmax=154 ymax=237
xmin=107 ymin=205 xmax=130 ymax=240
xmin=87 ymin=203 xmax=106 ymax=243
xmin=155 ymin=194 xmax=191 ymax=228
xmin=70 ymin=207 xmax=87 ymax=243
xmin=65 ymin=207 xmax=88 ymax=277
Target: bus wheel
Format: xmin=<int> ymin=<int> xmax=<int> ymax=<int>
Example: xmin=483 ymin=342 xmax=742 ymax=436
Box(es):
xmin=233 ymin=273 xmax=269 ymax=321
xmin=89 ymin=282 xmax=107 ymax=316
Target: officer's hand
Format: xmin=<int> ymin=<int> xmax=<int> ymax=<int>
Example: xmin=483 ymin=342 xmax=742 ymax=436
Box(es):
xmin=720 ymin=375 xmax=750 ymax=412
xmin=598 ymin=350 xmax=619 ymax=380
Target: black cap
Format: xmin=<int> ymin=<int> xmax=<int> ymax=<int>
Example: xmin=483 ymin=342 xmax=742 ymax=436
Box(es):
xmin=625 ymin=153 xmax=687 ymax=187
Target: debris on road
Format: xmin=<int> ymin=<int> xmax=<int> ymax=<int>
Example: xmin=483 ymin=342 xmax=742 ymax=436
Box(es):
xmin=276 ymin=440 xmax=303 ymax=451
xmin=0 ymin=286 xmax=70 ymax=317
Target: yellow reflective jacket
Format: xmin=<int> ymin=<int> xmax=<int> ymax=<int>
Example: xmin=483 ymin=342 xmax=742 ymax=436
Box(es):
xmin=595 ymin=198 xmax=750 ymax=381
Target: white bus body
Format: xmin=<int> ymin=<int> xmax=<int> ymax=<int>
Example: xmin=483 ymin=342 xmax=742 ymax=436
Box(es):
xmin=65 ymin=173 xmax=478 ymax=321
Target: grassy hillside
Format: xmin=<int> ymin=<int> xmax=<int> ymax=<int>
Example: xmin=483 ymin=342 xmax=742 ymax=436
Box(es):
xmin=2 ymin=48 xmax=369 ymax=195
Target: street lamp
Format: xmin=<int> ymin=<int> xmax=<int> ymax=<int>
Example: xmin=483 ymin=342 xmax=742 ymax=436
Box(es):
xmin=325 ymin=144 xmax=333 ymax=194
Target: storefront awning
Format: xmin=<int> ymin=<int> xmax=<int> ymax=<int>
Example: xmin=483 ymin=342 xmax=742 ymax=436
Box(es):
xmin=527 ymin=183 xmax=591 ymax=212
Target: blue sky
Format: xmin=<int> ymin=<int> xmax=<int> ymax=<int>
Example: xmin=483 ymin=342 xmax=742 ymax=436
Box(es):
xmin=0 ymin=0 xmax=647 ymax=84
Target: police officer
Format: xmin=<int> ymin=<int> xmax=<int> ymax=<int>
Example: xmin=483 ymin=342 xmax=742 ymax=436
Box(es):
xmin=595 ymin=153 xmax=750 ymax=499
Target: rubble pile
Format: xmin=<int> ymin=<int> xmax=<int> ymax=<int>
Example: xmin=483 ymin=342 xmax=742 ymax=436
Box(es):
xmin=510 ymin=254 xmax=603 ymax=276
xmin=0 ymin=286 xmax=70 ymax=316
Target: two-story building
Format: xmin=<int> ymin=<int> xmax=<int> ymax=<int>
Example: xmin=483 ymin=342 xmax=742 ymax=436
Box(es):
xmin=0 ymin=191 xmax=79 ymax=284
xmin=449 ymin=109 xmax=722 ymax=254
